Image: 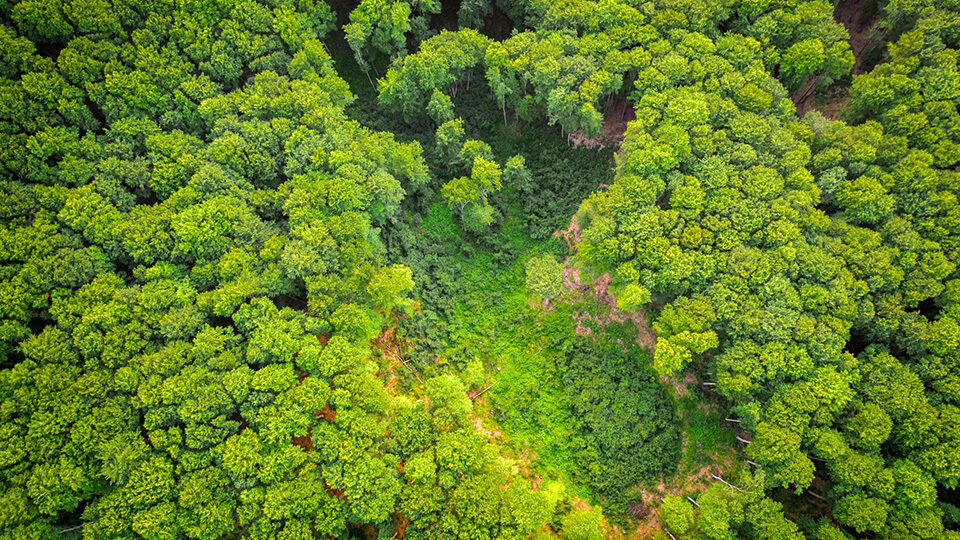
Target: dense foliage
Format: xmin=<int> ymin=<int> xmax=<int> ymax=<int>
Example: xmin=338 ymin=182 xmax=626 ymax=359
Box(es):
xmin=572 ymin=0 xmax=960 ymax=537
xmin=0 ymin=2 xmax=557 ymax=538
xmin=2 ymin=0 xmax=960 ymax=538
xmin=560 ymin=341 xmax=679 ymax=501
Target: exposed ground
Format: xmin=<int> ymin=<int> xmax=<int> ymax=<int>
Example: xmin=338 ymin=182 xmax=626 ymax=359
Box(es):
xmin=568 ymin=97 xmax=636 ymax=149
xmin=839 ymin=0 xmax=881 ymax=75
xmin=794 ymin=0 xmax=882 ymax=118
xmin=555 ymin=213 xmax=658 ymax=351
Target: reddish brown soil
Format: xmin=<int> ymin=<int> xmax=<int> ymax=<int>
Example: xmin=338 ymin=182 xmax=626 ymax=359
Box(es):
xmin=568 ymin=98 xmax=636 ymax=149
xmin=323 ymin=479 xmax=346 ymax=500
xmin=317 ymin=404 xmax=337 ymax=423
xmin=392 ymin=512 xmax=410 ymax=539
xmin=562 ymin=262 xmax=658 ymax=351
xmin=472 ymin=415 xmax=502 ymax=442
xmin=554 ymin=214 xmax=584 ymax=252
xmin=292 ymin=429 xmax=314 ymax=451
xmin=372 ymin=325 xmax=422 ymax=391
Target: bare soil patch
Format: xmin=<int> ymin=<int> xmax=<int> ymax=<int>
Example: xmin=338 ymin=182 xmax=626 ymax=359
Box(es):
xmin=794 ymin=0 xmax=882 ymax=118
xmin=567 ymin=98 xmax=636 ymax=150
xmin=561 ymin=261 xmax=658 ymax=352
xmin=554 ymin=214 xmax=583 ymax=252
xmin=472 ymin=415 xmax=502 ymax=443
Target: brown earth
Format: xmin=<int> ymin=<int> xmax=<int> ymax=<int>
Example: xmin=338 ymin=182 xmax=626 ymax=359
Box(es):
xmin=292 ymin=429 xmax=314 ymax=451
xmin=472 ymin=415 xmax=503 ymax=443
xmin=373 ymin=324 xmax=424 ymax=389
xmin=373 ymin=327 xmax=403 ymax=394
xmin=562 ymin=261 xmax=658 ymax=351
xmin=794 ymin=0 xmax=882 ymax=118
xmin=554 ymin=214 xmax=584 ymax=252
xmin=391 ymin=512 xmax=410 ymax=539
xmin=838 ymin=0 xmax=880 ymax=75
xmin=567 ymin=98 xmax=636 ymax=150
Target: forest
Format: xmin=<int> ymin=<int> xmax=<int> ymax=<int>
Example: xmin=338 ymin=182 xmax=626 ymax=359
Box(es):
xmin=0 ymin=0 xmax=959 ymax=538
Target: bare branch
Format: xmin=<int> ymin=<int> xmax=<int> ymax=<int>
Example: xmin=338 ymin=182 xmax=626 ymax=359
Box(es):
xmin=471 ymin=383 xmax=495 ymax=400
xmin=711 ymin=474 xmax=745 ymax=492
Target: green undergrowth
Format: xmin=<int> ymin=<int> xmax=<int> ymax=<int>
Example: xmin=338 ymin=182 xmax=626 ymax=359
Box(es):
xmin=674 ymin=391 xmax=739 ymax=478
xmin=330 ymin=34 xmax=690 ymax=525
xmin=383 ymin=195 xmax=686 ymax=522
xmin=390 ymin=199 xmax=684 ymax=513
xmin=487 ymin=307 xmax=586 ymax=494
xmin=387 ymin=198 xmax=597 ymax=489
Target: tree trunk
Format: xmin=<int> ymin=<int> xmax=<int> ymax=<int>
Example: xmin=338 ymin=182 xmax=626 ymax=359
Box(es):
xmin=711 ymin=474 xmax=745 ymax=492
xmin=364 ymin=68 xmax=377 ymax=91
xmin=471 ymin=382 xmax=496 ymax=400
xmin=796 ymin=76 xmax=819 ymax=107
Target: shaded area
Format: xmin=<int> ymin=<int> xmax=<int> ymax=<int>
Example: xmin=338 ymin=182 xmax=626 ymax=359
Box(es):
xmin=794 ymin=0 xmax=885 ymax=118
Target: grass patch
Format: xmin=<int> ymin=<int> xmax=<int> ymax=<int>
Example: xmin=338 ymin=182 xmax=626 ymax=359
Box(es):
xmin=675 ymin=392 xmax=738 ymax=472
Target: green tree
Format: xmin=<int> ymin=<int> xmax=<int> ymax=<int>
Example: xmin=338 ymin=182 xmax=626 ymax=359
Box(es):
xmin=525 ymin=255 xmax=563 ymax=305
xmin=560 ymin=506 xmax=604 ymax=540
xmin=661 ymin=495 xmax=694 ymax=534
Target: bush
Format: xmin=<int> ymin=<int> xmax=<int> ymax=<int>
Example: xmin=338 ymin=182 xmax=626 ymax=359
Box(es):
xmin=560 ymin=340 xmax=681 ymax=502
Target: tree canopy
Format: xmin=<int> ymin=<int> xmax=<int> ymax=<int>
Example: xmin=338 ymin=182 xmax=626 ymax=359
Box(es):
xmin=2 ymin=0 xmax=960 ymax=538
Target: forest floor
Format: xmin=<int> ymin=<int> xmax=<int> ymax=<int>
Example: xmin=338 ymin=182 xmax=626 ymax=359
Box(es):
xmin=568 ymin=98 xmax=636 ymax=150
xmin=793 ymin=0 xmax=882 ymax=118
xmin=324 ymin=19 xmax=741 ymax=536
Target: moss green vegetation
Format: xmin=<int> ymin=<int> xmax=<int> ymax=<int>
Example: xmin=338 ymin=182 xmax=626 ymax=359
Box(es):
xmin=385 ymin=198 xmax=682 ymax=518
xmin=674 ymin=391 xmax=738 ymax=474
